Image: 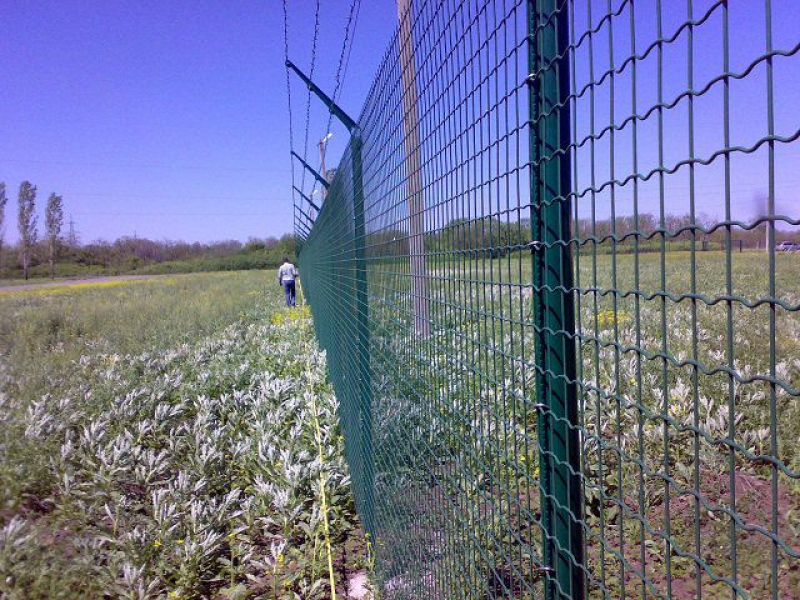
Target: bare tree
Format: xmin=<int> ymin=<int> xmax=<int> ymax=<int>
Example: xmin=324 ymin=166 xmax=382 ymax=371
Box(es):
xmin=45 ymin=193 xmax=65 ymax=279
xmin=18 ymin=181 xmax=38 ymax=280
xmin=0 ymin=182 xmax=7 ymax=265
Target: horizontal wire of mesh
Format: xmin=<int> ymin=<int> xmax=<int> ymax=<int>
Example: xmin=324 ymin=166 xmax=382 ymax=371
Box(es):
xmin=297 ymin=0 xmax=800 ymax=598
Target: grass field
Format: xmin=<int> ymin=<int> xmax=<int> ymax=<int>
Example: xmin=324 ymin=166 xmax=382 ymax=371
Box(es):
xmin=363 ymin=249 xmax=800 ymax=598
xmin=0 ymin=245 xmax=293 ymax=285
xmin=1 ymin=251 xmax=798 ymax=599
xmin=0 ymin=272 xmax=365 ymax=599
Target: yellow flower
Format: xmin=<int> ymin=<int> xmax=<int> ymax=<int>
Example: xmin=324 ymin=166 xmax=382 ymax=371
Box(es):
xmin=597 ymin=310 xmax=615 ymax=328
xmin=153 ymin=540 xmax=162 ymax=548
xmin=0 ymin=279 xmax=167 ymax=299
xmin=597 ymin=309 xmax=632 ymax=329
xmin=177 ymin=539 xmax=185 ymax=545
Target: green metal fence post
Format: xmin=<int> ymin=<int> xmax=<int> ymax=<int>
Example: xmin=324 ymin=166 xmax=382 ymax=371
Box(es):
xmin=529 ymin=1 xmax=584 ymax=599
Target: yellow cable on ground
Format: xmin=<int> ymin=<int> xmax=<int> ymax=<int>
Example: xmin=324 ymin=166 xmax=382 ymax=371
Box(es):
xmin=307 ymin=355 xmax=337 ymax=600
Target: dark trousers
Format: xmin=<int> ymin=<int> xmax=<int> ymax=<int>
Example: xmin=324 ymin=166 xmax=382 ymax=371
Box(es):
xmin=283 ymin=280 xmax=296 ymax=307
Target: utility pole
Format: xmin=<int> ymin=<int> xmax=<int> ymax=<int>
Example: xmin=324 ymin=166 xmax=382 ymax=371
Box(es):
xmin=319 ymin=132 xmax=333 ymax=200
xmin=766 ymin=196 xmax=774 ymax=254
xmin=397 ymin=0 xmax=430 ymax=337
xmin=67 ymin=215 xmax=79 ymax=247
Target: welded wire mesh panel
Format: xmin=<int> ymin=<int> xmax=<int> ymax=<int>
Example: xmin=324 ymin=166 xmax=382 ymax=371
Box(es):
xmin=297 ymin=0 xmax=800 ymax=598
xmin=570 ymin=1 xmax=800 ymax=598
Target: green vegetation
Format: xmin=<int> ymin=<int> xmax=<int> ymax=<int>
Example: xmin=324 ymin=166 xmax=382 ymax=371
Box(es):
xmin=0 ymin=183 xmax=7 ymax=262
xmin=136 ymin=248 xmax=295 ymax=276
xmin=0 ymin=237 xmax=297 ymax=283
xmin=16 ymin=182 xmax=38 ymax=281
xmin=363 ymin=250 xmax=800 ymax=598
xmin=0 ymin=272 xmax=366 ymax=599
xmin=44 ymin=193 xmax=65 ymax=280
xmin=370 ymin=216 xmax=800 ymax=259
xmin=2 ymin=247 xmax=797 ymax=599
xmin=0 ymin=179 xmax=296 ymax=282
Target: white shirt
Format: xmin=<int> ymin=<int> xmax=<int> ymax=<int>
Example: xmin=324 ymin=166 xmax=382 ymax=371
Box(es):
xmin=278 ymin=262 xmax=298 ymax=284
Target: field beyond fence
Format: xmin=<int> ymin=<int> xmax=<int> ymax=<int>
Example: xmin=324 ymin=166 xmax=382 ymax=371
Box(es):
xmin=293 ymin=0 xmax=800 ymax=598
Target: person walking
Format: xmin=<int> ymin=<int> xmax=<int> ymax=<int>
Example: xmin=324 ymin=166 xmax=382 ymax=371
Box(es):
xmin=277 ymin=257 xmax=299 ymax=307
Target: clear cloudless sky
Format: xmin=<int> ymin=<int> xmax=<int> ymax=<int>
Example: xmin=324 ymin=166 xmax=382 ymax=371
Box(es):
xmin=1 ymin=1 xmax=798 ymax=244
xmin=0 ymin=0 xmax=396 ymax=243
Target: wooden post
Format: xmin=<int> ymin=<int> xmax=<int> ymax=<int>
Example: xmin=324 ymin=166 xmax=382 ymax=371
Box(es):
xmin=398 ymin=0 xmax=430 ymax=337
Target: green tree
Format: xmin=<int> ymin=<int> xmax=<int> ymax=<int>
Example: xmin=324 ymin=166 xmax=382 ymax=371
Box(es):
xmin=45 ymin=193 xmax=65 ymax=279
xmin=18 ymin=181 xmax=38 ymax=280
xmin=0 ymin=182 xmax=7 ymax=265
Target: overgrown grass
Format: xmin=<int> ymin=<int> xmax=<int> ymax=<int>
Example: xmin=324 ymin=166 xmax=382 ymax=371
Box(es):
xmin=0 ymin=261 xmax=110 ymax=284
xmin=359 ymin=250 xmax=800 ymax=598
xmin=0 ymin=248 xmax=290 ymax=285
xmin=0 ymin=277 xmax=170 ymax=297
xmin=0 ymin=272 xmax=271 ymax=395
xmin=0 ymin=272 xmax=365 ymax=599
xmin=136 ymin=250 xmax=286 ymax=276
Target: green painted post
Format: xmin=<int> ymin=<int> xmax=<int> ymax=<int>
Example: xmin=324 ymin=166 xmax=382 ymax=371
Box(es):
xmin=528 ymin=1 xmax=585 ymax=599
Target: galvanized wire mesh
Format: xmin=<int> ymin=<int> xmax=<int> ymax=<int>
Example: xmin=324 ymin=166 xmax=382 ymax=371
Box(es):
xmin=296 ymin=0 xmax=800 ymax=597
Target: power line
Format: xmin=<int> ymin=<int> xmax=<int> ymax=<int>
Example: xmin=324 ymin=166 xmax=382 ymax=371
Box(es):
xmin=282 ymin=0 xmax=299 ymax=236
xmin=310 ymin=0 xmax=363 ymax=200
xmin=327 ymin=0 xmax=362 ymax=131
xmin=70 ymin=211 xmax=284 ymax=217
xmin=284 ymin=0 xmax=323 ymax=236
xmin=0 ymin=158 xmax=290 ymax=173
xmin=299 ymin=0 xmax=322 ymax=200
xmin=58 ymin=192 xmax=287 ymax=201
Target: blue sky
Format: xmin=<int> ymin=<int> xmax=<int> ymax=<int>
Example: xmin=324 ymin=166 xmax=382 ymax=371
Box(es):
xmin=0 ymin=0 xmax=395 ymax=243
xmin=1 ymin=1 xmax=797 ymax=244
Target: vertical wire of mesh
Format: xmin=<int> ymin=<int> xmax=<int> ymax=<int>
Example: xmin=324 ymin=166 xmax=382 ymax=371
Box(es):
xmin=297 ymin=0 xmax=800 ymax=597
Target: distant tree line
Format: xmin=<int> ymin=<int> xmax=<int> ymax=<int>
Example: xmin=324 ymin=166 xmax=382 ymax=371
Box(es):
xmin=0 ymin=180 xmax=296 ymax=280
xmin=366 ymin=213 xmax=800 ymax=258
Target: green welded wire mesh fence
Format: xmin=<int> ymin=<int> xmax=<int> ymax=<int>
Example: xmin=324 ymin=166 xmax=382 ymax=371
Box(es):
xmin=291 ymin=0 xmax=800 ymax=597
